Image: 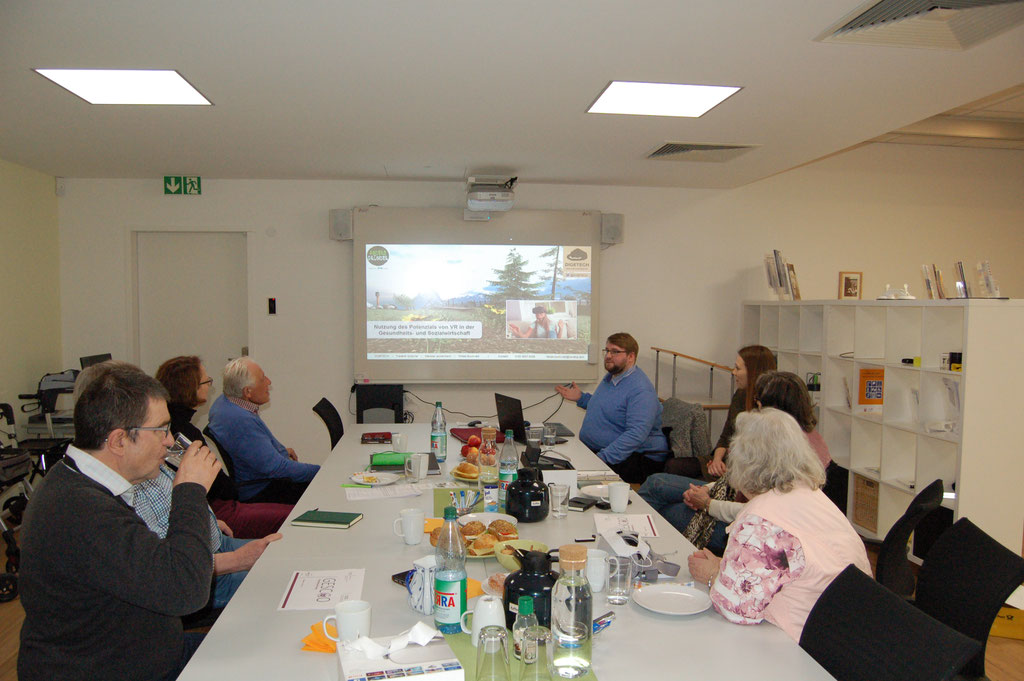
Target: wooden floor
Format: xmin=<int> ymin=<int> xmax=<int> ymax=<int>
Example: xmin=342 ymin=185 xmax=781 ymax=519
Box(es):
xmin=0 ymin=534 xmax=1022 ymax=680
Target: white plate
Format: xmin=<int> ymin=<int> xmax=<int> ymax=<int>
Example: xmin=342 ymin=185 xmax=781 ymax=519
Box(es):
xmin=631 ymin=583 xmax=711 ymax=616
xmin=350 ymin=472 xmax=400 ymax=486
xmin=458 ymin=512 xmax=518 ymax=528
xmin=579 ymin=484 xmax=609 ymax=500
xmin=482 ymin=573 xmax=510 ymax=597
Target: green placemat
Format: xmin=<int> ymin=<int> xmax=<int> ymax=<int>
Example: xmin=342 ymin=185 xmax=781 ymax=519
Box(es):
xmin=433 ymin=488 xmax=484 ymax=516
xmin=442 ymin=631 xmax=598 ymax=681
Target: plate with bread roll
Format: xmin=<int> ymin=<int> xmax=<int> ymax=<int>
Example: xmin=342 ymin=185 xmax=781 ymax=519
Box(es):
xmin=428 ymin=515 xmax=521 ymax=558
xmin=451 ymin=461 xmax=480 ymax=482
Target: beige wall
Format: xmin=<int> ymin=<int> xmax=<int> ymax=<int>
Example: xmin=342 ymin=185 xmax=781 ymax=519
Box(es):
xmin=51 ymin=142 xmax=1024 ymax=463
xmin=0 ymin=159 xmax=61 ymax=426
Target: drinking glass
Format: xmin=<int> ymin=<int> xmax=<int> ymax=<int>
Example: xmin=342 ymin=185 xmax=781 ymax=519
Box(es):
xmin=542 ymin=425 xmax=557 ymax=446
xmin=520 ymin=625 xmax=552 ymax=681
xmin=606 ymin=555 xmax=634 ymax=605
xmin=526 ymin=426 xmax=543 ymax=451
xmin=477 ymin=625 xmax=512 ymax=681
xmin=548 ymin=483 xmax=569 ymax=518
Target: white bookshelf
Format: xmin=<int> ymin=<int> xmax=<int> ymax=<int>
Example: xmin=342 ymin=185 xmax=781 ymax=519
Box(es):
xmin=741 ymin=299 xmax=1024 ymax=570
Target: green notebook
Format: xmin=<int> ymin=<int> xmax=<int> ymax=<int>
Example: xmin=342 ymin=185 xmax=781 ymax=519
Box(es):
xmin=290 ymin=510 xmax=364 ymax=529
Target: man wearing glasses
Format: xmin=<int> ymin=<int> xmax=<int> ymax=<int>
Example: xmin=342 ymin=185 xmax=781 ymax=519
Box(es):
xmin=18 ymin=365 xmax=222 ymax=681
xmin=555 ymin=332 xmax=669 ymax=483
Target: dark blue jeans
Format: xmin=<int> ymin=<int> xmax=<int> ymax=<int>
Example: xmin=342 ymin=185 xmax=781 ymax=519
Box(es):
xmin=638 ymin=473 xmax=728 ymax=554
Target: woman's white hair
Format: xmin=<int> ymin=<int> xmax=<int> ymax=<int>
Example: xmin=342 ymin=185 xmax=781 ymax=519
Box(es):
xmin=726 ymin=408 xmax=826 ymax=496
xmin=221 ymin=357 xmax=256 ymax=398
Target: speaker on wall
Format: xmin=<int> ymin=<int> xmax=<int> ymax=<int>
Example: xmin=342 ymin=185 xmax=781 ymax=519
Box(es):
xmin=329 ymin=208 xmax=353 ymax=241
xmin=601 ymin=213 xmax=624 ymax=245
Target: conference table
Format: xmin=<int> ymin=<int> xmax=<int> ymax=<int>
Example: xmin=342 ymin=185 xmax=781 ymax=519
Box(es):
xmin=179 ymin=424 xmax=834 ymax=681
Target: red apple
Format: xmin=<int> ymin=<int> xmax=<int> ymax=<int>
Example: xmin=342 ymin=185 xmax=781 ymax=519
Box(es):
xmin=467 ymin=435 xmax=482 ymax=447
xmin=461 ymin=444 xmax=471 ymax=457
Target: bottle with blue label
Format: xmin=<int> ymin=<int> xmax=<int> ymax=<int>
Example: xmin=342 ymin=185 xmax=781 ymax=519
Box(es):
xmin=430 ymin=401 xmax=447 ymax=462
xmin=498 ymin=428 xmax=518 ymax=509
xmin=433 ymin=506 xmax=467 ymax=633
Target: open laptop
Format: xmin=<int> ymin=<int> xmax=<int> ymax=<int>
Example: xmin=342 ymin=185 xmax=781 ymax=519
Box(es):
xmin=495 ymin=393 xmax=576 ymax=446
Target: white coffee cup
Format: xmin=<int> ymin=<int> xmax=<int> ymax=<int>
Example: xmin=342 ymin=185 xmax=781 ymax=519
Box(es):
xmin=608 ymin=481 xmax=630 ymax=513
xmin=393 ymin=507 xmax=425 ymax=545
xmin=404 ymin=452 xmax=428 ymax=481
xmin=460 ymin=595 xmax=506 ymax=647
xmin=586 ymin=548 xmax=608 ymax=592
xmin=392 ymin=432 xmax=408 ymax=451
xmin=323 ymin=599 xmax=372 ymax=642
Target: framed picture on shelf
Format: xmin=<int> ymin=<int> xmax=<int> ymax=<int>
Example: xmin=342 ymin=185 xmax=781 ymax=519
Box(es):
xmin=839 ymin=271 xmax=863 ymax=300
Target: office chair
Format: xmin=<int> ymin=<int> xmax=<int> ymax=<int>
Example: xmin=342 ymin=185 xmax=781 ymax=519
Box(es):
xmin=875 ymin=478 xmax=944 ymax=599
xmin=913 ymin=518 xmax=1024 ymax=679
xmin=800 ymin=564 xmax=980 ymax=681
xmin=355 ymin=384 xmax=404 ymax=424
xmin=312 ymin=397 xmax=345 ymax=449
xmin=202 ymin=426 xmax=237 ymax=477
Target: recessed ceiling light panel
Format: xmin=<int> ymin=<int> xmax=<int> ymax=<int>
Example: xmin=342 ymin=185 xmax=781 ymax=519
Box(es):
xmin=34 ymin=69 xmax=211 ymax=105
xmin=588 ymin=81 xmax=740 ymax=117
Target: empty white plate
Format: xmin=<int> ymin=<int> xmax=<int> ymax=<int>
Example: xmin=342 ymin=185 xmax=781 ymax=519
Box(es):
xmin=579 ymin=484 xmax=609 ymax=500
xmin=631 ymin=583 xmax=711 ymax=615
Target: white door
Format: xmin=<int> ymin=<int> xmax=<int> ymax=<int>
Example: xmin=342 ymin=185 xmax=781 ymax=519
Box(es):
xmin=135 ymin=231 xmax=248 ymax=422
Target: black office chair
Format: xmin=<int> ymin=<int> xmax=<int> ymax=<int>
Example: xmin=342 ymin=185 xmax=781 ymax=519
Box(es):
xmin=312 ymin=397 xmax=345 ymax=449
xmin=800 ymin=564 xmax=980 ymax=681
xmin=875 ymin=478 xmax=944 ymax=599
xmin=355 ymin=384 xmax=404 ymax=424
xmin=913 ymin=518 xmax=1024 ymax=679
xmin=202 ymin=426 xmax=237 ymax=477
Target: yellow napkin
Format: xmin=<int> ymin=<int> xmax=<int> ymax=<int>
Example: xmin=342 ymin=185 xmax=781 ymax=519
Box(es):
xmin=467 ymin=578 xmax=483 ymax=599
xmin=424 ymin=517 xmax=444 ymax=533
xmin=302 ymin=621 xmax=338 ymax=653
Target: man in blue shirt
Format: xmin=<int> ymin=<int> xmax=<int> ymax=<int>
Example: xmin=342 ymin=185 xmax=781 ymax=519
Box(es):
xmin=207 ymin=357 xmax=319 ymax=504
xmin=555 ymin=332 xmax=668 ymax=483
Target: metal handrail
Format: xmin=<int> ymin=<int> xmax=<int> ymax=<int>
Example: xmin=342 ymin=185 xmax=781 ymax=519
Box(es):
xmin=651 ymin=346 xmax=735 ymax=407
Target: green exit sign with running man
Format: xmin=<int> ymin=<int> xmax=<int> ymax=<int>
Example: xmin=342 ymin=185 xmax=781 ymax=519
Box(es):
xmin=164 ymin=176 xmax=201 ymax=195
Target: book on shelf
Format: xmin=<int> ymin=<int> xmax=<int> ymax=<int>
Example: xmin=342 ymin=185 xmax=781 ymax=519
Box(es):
xmin=954 ymin=261 xmax=971 ymax=298
xmin=931 ymin=264 xmax=946 ymax=299
xmin=976 ymin=260 xmax=1001 ymax=297
xmin=291 ymin=510 xmax=364 ymax=529
xmin=921 ymin=264 xmax=935 ymax=300
xmin=857 ymin=368 xmax=884 ymax=414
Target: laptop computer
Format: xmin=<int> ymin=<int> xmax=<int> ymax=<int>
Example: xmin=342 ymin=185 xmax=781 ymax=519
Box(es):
xmin=495 ymin=393 xmax=529 ymax=445
xmin=520 ymin=445 xmax=574 ymax=471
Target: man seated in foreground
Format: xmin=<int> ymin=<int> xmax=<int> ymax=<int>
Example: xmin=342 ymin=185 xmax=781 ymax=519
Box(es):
xmin=555 ymin=332 xmax=669 ymax=483
xmin=207 ymin=357 xmax=319 ymax=504
xmin=18 ymin=366 xmax=220 ymax=681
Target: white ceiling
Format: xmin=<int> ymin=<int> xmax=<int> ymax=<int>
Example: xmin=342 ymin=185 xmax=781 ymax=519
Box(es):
xmin=2 ymin=0 xmax=1023 ymax=189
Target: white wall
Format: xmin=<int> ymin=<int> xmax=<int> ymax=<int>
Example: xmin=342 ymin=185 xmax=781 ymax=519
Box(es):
xmin=0 ymin=159 xmax=61 ymax=425
xmin=56 ymin=143 xmax=1024 ymax=463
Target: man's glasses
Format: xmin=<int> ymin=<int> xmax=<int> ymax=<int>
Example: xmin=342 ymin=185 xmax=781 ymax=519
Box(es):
xmin=601 ymin=348 xmax=627 ymax=356
xmin=199 ymin=379 xmax=214 ymax=386
xmin=130 ymin=425 xmax=172 ymax=437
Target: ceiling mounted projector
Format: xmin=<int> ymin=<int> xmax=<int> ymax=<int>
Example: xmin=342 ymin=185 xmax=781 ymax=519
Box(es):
xmin=467 ymin=176 xmax=516 ymax=212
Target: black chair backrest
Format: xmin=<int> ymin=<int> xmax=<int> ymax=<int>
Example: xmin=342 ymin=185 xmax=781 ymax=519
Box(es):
xmin=0 ymin=403 xmax=14 ymax=428
xmin=202 ymin=426 xmax=236 ymax=477
xmin=914 ymin=518 xmax=1024 ymax=678
xmin=800 ymin=564 xmax=980 ymax=681
xmin=876 ymin=478 xmax=944 ymax=598
xmin=355 ymin=384 xmax=403 ymax=424
xmin=312 ymin=397 xmax=345 ymax=449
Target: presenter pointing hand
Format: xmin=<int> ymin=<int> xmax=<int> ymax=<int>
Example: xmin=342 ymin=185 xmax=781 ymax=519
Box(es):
xmin=555 ymin=382 xmax=582 ymax=402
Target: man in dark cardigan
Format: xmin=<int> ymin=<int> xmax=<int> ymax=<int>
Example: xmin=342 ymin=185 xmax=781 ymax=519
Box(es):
xmin=18 ymin=365 xmax=222 ymax=681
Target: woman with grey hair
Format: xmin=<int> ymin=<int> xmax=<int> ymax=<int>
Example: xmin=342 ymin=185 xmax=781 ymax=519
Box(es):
xmin=687 ymin=408 xmax=870 ymax=642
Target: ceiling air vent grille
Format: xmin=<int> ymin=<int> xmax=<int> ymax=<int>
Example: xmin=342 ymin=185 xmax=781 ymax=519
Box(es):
xmin=817 ymin=0 xmax=1024 ymax=49
xmin=648 ymin=143 xmax=755 ymax=163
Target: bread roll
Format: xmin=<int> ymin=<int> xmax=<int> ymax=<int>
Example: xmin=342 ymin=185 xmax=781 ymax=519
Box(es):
xmin=455 ymin=462 xmax=479 ymax=479
xmin=487 ymin=519 xmax=518 ymax=540
xmin=469 ymin=533 xmax=497 ymax=556
xmin=460 ymin=521 xmax=486 ymax=538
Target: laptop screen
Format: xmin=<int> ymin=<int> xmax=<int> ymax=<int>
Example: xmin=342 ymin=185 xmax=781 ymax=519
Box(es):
xmin=495 ymin=393 xmax=528 ymax=445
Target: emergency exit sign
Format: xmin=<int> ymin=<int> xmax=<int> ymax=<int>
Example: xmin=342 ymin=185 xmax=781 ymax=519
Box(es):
xmin=164 ymin=176 xmax=201 ymax=195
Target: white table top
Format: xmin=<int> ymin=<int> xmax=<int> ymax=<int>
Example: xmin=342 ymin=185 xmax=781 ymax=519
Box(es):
xmin=179 ymin=423 xmax=832 ymax=681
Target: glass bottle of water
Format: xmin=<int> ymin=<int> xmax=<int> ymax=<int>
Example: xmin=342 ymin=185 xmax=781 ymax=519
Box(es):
xmin=549 ymin=545 xmax=592 ymax=679
xmin=512 ymin=595 xmax=538 ymax=660
xmin=498 ymin=429 xmax=518 ymax=509
xmin=433 ymin=506 xmax=467 ymax=634
xmin=430 ymin=401 xmax=447 ymax=462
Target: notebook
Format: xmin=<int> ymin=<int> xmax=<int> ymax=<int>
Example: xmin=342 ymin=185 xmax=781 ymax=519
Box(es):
xmin=290 ymin=510 xmax=364 ymax=529
xmin=368 ymin=451 xmax=441 ymax=475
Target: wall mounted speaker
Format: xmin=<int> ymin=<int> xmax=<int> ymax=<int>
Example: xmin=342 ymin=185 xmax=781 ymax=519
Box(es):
xmin=601 ymin=213 xmax=624 ymax=245
xmin=329 ymin=208 xmax=353 ymax=241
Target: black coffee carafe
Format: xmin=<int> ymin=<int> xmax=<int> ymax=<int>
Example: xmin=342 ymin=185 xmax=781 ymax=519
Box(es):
xmin=502 ymin=549 xmax=559 ymax=628
xmin=505 ymin=467 xmax=549 ymax=523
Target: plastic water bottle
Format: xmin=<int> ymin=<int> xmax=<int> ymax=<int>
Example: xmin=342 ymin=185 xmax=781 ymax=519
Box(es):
xmin=430 ymin=401 xmax=447 ymax=462
xmin=433 ymin=506 xmax=467 ymax=634
xmin=498 ymin=429 xmax=518 ymax=509
xmin=550 ymin=544 xmax=592 ymax=679
xmin=512 ymin=595 xmax=539 ymax=660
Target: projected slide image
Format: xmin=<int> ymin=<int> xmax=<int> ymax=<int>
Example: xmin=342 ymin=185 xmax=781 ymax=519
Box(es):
xmin=365 ymin=244 xmax=591 ymax=360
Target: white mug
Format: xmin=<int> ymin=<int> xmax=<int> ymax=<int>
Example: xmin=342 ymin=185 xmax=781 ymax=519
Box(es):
xmin=404 ymin=452 xmax=428 ymax=481
xmin=586 ymin=548 xmax=609 ymax=592
xmin=392 ymin=432 xmax=408 ymax=451
xmin=608 ymin=481 xmax=630 ymax=513
xmin=323 ymin=599 xmax=372 ymax=642
xmin=460 ymin=594 xmax=506 ymax=647
xmin=393 ymin=508 xmax=425 ymax=545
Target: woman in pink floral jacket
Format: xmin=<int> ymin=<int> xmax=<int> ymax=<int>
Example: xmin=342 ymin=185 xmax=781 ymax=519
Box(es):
xmin=687 ymin=408 xmax=870 ymax=642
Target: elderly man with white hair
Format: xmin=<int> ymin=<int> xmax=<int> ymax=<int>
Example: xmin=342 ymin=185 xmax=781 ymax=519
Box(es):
xmin=207 ymin=357 xmax=319 ymax=504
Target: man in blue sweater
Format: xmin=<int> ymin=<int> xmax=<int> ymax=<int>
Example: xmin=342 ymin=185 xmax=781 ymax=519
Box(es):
xmin=207 ymin=357 xmax=319 ymax=504
xmin=555 ymin=332 xmax=668 ymax=483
